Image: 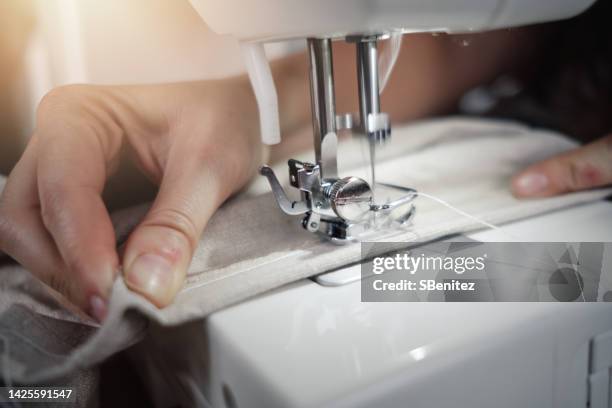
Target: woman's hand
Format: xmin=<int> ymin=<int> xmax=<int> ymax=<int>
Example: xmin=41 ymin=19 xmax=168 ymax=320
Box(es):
xmin=0 ymin=79 xmax=264 ymax=320
xmin=512 ymin=134 xmax=612 ymax=197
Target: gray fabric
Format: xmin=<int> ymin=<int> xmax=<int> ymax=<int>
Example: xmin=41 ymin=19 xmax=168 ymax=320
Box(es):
xmin=0 ymin=302 xmax=100 ymax=406
xmin=1 ymin=118 xmax=610 ymax=385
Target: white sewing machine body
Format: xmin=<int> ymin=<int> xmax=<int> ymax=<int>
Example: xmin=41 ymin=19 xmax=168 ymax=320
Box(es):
xmin=198 ymin=200 xmax=612 ymax=408
xmin=189 ymin=0 xmax=595 ymax=41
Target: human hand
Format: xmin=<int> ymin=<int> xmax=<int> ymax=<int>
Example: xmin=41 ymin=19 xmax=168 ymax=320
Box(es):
xmin=512 ymin=134 xmax=612 ymax=198
xmin=0 ymin=79 xmax=264 ymax=320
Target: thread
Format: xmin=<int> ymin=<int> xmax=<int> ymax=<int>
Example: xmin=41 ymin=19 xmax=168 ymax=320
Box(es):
xmin=376 ymin=181 xmax=511 ymax=234
xmin=413 ymin=191 xmax=517 ymax=238
xmin=379 ymin=33 xmax=403 ymax=92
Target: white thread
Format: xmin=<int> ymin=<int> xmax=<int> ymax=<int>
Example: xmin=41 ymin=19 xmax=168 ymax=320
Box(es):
xmin=375 ymin=181 xmax=520 ymax=239
xmin=379 ymin=33 xmax=402 ymax=92
xmin=413 ymin=191 xmax=516 ymax=238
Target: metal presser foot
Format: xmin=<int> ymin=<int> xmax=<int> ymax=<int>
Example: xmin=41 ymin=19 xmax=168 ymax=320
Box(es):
xmin=260 ymin=34 xmax=417 ymax=242
xmin=260 ymin=161 xmax=417 ymax=242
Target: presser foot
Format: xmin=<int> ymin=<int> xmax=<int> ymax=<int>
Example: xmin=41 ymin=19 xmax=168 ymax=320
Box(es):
xmin=260 ymin=161 xmax=417 ymax=242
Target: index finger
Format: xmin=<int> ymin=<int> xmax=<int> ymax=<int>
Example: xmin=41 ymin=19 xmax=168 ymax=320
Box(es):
xmin=35 ymin=88 xmax=124 ymax=316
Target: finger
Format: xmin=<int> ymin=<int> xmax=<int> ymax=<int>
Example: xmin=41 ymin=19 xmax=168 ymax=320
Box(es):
xmin=36 ymin=91 xmax=123 ymax=317
xmin=0 ymin=139 xmax=63 ymax=273
xmin=122 ymin=145 xmax=227 ymax=307
xmin=0 ymin=139 xmax=84 ymax=310
xmin=1 ymin=137 xmax=41 ymax=207
xmin=512 ymin=134 xmax=612 ymax=198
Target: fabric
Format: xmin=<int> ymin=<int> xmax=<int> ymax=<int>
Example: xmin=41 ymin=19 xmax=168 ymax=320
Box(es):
xmin=1 ymin=117 xmax=611 ymax=385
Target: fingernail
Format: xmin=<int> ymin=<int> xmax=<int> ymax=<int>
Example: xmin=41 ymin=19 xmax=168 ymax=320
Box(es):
xmin=125 ymin=253 xmax=174 ymax=300
xmin=514 ymin=172 xmax=549 ymax=195
xmin=89 ymin=295 xmax=108 ymax=322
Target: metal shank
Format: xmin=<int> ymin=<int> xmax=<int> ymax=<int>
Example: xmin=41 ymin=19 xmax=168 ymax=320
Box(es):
xmin=307 ymin=38 xmax=338 ymax=179
xmin=356 ymin=39 xmax=389 ymax=142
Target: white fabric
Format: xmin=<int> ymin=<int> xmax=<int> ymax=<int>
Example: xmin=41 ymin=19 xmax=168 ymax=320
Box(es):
xmin=1 ymin=117 xmax=610 ymax=384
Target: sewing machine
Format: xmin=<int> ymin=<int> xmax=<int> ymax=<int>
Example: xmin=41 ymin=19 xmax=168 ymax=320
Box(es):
xmin=199 ymin=201 xmax=612 ymax=408
xmin=156 ymin=1 xmax=612 ymax=407
xmin=135 ymin=199 xmax=612 ymax=408
xmin=189 ymin=0 xmax=596 ymax=242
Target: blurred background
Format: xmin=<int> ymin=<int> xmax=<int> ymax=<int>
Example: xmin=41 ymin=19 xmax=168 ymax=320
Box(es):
xmin=0 ymin=0 xmax=295 ymax=175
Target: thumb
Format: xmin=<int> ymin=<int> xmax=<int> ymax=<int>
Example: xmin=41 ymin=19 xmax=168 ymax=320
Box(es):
xmin=122 ymin=154 xmax=226 ymax=307
xmin=512 ymin=134 xmax=612 ymax=198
